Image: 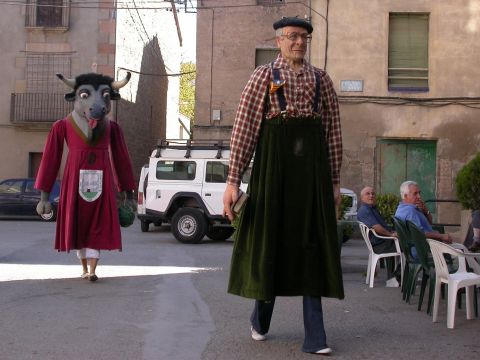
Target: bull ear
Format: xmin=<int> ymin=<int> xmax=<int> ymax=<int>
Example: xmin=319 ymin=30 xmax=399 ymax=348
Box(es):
xmin=64 ymin=92 xmax=76 ymax=102
xmin=111 ymin=72 xmax=131 ymax=90
xmin=56 ymin=73 xmax=76 ymax=89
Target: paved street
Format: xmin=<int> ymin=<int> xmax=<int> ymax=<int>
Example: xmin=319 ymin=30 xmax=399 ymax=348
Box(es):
xmin=1 ymin=219 xmax=479 ymax=360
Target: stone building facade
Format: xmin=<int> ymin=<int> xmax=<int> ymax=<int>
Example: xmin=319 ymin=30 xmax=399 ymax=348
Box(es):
xmin=0 ymin=1 xmax=189 ymax=186
xmin=0 ymin=1 xmax=119 ymax=180
xmin=195 ymin=0 xmax=480 ymax=224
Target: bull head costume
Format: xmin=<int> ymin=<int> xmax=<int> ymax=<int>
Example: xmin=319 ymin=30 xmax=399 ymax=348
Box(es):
xmin=34 ymin=72 xmax=136 ymax=281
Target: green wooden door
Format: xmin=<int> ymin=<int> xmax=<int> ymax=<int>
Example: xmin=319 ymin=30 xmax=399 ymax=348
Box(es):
xmin=376 ymin=139 xmax=437 ymax=212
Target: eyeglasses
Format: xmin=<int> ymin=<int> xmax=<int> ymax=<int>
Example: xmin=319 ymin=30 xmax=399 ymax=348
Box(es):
xmin=281 ymin=32 xmax=312 ymax=41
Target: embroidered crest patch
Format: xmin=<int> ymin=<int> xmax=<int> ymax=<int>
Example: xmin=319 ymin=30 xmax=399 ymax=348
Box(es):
xmin=79 ymin=169 xmax=103 ymax=202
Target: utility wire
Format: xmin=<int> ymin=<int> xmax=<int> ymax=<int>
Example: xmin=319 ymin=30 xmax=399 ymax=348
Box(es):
xmin=118 ymin=66 xmax=195 ymax=77
xmin=338 ymin=96 xmax=480 ymax=109
xmin=0 ymin=0 xmax=196 ymax=11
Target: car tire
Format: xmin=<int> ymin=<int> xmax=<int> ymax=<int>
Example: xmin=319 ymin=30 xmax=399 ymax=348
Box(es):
xmin=171 ymin=208 xmax=207 ymax=244
xmin=206 ymin=227 xmax=234 ymax=241
xmin=40 ymin=207 xmax=56 ymax=222
xmin=140 ymin=220 xmax=150 ymax=232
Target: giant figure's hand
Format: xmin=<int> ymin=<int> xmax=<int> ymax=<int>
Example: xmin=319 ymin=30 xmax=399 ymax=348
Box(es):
xmin=36 ymin=191 xmax=52 ymax=216
xmin=223 ymin=183 xmax=240 ymax=221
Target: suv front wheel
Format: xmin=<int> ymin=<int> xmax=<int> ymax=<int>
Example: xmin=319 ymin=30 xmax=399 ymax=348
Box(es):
xmin=171 ymin=208 xmax=207 ymax=244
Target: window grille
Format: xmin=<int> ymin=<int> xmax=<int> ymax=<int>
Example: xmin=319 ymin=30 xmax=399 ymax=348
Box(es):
xmin=26 ymin=52 xmax=72 ymax=93
xmin=25 ymin=0 xmax=70 ymax=29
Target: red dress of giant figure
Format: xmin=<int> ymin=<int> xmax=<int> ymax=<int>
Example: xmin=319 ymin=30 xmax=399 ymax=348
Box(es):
xmin=35 ymin=114 xmax=135 ymax=252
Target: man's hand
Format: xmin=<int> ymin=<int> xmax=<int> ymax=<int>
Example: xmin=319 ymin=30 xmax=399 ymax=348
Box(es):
xmin=333 ymin=184 xmax=341 ymax=219
xmin=36 ymin=191 xmax=52 ymax=216
xmin=223 ymin=184 xmax=240 ymax=222
xmin=415 ymin=198 xmax=428 ymax=213
xmin=441 ymin=233 xmax=453 ymax=244
xmin=415 ymin=198 xmax=433 ymax=223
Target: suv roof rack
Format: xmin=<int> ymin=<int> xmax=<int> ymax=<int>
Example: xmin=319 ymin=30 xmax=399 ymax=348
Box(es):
xmin=154 ymin=139 xmax=231 ymax=159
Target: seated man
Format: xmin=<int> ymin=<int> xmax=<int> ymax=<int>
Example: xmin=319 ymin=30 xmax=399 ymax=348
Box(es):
xmin=395 ymin=180 xmax=453 ymax=245
xmin=357 ymin=186 xmax=400 ymax=287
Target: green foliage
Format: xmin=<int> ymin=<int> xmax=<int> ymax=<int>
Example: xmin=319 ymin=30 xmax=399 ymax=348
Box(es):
xmin=338 ymin=194 xmax=353 ymax=220
xmin=375 ymin=193 xmax=401 ymax=226
xmin=456 ymin=153 xmax=480 ymax=210
xmin=179 ymin=62 xmax=196 ymax=127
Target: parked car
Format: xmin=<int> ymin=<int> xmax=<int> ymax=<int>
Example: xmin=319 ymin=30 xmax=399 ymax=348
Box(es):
xmin=340 ymin=187 xmax=358 ymax=220
xmin=137 ymin=140 xmax=251 ymax=244
xmin=0 ymin=178 xmax=60 ymax=221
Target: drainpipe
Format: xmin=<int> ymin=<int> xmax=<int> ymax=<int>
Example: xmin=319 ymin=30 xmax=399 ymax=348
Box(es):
xmin=209 ymin=8 xmax=215 ymax=126
xmin=308 ymin=0 xmax=312 ymax=62
xmin=324 ymin=0 xmax=330 ymax=70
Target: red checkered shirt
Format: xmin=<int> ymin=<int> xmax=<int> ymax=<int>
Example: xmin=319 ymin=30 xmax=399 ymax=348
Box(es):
xmin=228 ymin=54 xmax=342 ymax=186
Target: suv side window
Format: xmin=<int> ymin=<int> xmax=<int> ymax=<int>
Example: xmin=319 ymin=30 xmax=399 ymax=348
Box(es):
xmin=156 ymin=161 xmax=196 ymax=180
xmin=206 ymin=161 xmax=228 ymax=183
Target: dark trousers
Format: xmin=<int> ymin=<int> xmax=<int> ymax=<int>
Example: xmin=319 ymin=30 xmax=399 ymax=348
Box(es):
xmin=373 ymin=240 xmax=398 ymax=279
xmin=250 ymin=296 xmax=327 ymax=353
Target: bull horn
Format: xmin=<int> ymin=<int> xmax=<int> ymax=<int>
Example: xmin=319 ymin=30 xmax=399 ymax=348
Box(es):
xmin=56 ymin=73 xmax=76 ymax=89
xmin=111 ymin=72 xmax=131 ymax=90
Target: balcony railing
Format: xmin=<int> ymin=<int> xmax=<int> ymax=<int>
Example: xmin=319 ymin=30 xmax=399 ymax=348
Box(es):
xmin=10 ymin=93 xmax=73 ymax=124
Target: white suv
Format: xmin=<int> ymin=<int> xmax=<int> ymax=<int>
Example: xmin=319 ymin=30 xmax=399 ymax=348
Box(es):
xmin=137 ymin=140 xmax=250 ymax=244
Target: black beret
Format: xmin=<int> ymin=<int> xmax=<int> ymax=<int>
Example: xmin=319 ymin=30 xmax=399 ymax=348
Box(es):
xmin=273 ymin=17 xmax=313 ymax=34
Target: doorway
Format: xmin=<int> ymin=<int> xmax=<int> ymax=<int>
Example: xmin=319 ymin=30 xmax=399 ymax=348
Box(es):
xmin=376 ymin=139 xmax=437 ymax=211
xmin=29 ymin=152 xmax=43 ymax=178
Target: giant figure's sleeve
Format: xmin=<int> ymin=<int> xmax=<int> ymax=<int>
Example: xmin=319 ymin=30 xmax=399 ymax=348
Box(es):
xmin=34 ymin=120 xmax=66 ymax=193
xmin=320 ymin=72 xmax=342 ymax=185
xmin=110 ymin=121 xmax=136 ymax=192
xmin=227 ymin=65 xmax=270 ymax=186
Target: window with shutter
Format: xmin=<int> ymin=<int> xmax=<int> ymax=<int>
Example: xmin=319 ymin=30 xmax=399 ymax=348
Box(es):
xmin=25 ymin=0 xmax=70 ymax=29
xmin=255 ymin=48 xmax=280 ymax=67
xmin=388 ymin=13 xmax=429 ymax=92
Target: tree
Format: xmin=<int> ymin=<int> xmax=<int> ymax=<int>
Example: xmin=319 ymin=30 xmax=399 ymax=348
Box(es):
xmin=179 ymin=62 xmax=196 ymax=127
xmin=456 ymin=153 xmax=480 ymax=210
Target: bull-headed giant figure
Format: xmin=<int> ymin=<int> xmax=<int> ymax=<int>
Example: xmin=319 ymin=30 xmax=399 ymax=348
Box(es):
xmin=35 ymin=72 xmax=135 ymax=282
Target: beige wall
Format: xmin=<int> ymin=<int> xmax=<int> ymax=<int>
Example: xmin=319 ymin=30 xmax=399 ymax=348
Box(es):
xmin=327 ymin=0 xmax=480 ymax=216
xmin=195 ymin=0 xmax=480 ymax=224
xmin=195 ymin=0 xmax=307 ymax=139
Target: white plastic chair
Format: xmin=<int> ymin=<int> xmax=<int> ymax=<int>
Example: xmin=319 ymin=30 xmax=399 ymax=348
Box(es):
xmin=359 ymin=222 xmax=403 ymax=288
xmin=427 ymin=239 xmax=480 ymax=329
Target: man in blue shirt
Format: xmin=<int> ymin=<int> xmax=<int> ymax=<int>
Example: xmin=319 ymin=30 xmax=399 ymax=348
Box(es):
xmin=357 ymin=186 xmax=400 ymax=287
xmin=395 ymin=180 xmax=452 ymax=244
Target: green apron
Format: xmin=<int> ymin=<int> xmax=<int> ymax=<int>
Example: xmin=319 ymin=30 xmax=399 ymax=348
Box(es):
xmin=228 ymin=116 xmax=344 ymax=300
